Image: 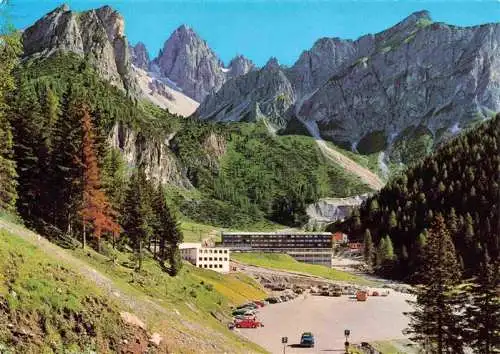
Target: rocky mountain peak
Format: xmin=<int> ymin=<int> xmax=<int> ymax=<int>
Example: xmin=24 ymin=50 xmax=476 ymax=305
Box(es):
xmin=264 ymin=57 xmax=280 ymax=70
xmin=130 ymin=42 xmax=150 ymax=70
xmin=22 ymin=4 xmax=136 ymax=94
xmin=152 ymin=25 xmax=252 ymax=102
xmin=228 ymin=54 xmax=255 ymax=78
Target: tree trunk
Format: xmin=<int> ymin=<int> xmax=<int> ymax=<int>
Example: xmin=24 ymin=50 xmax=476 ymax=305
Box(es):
xmin=82 ymin=222 xmax=86 ymax=249
xmin=138 ymin=240 xmax=143 ymax=271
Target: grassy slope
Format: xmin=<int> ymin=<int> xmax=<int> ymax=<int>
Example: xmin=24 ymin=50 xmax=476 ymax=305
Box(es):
xmin=0 ymin=229 xmax=130 ymax=353
xmin=0 ymin=218 xmax=267 ymax=353
xmin=232 ymin=253 xmax=374 ymax=285
xmin=69 ymin=247 xmax=267 ymax=353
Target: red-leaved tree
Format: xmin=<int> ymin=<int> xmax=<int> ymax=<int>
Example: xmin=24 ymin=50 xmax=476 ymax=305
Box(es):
xmin=79 ymin=105 xmax=120 ymax=250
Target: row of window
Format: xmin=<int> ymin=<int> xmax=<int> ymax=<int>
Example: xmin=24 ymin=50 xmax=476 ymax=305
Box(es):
xmin=199 ymin=257 xmax=228 ymax=261
xmin=199 ymin=249 xmax=228 ymax=254
xmin=198 ymin=264 xmax=224 ymax=269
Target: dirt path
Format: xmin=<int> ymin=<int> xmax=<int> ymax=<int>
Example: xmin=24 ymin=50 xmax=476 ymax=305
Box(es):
xmin=0 ymin=219 xmax=172 ymax=319
xmin=300 ymin=119 xmax=385 ymax=190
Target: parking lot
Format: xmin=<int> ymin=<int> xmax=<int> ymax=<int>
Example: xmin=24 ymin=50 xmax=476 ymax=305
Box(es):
xmin=237 ymin=291 xmax=414 ymax=353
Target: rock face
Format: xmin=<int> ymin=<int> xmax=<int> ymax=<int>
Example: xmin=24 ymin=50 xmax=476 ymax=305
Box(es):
xmin=197 ymin=57 xmax=293 ymax=125
xmin=197 ymin=11 xmax=500 ymax=152
xmin=306 ymin=195 xmax=369 ymax=224
xmin=108 ymin=122 xmax=192 ymax=188
xmin=22 ymin=5 xmax=137 ymax=94
xmin=130 ymin=42 xmax=150 ymax=71
xmin=152 ymin=25 xmax=255 ymax=102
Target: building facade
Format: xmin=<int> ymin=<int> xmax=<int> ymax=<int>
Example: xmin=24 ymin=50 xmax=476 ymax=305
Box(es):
xmin=220 ymin=232 xmax=333 ymax=267
xmin=179 ymin=243 xmax=230 ymax=273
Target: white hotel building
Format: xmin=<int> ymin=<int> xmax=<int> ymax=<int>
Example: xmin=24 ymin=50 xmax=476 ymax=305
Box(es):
xmin=179 ymin=243 xmax=230 ymax=273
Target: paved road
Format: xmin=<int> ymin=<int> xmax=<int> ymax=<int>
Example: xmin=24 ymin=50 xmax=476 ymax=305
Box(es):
xmin=238 ymin=292 xmax=413 ymax=353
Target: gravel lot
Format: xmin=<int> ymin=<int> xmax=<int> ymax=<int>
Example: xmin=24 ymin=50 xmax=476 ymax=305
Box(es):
xmin=237 ymin=291 xmax=414 ymax=353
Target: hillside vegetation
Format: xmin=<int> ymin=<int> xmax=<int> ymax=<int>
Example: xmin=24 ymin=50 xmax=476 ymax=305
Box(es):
xmin=0 ymin=217 xmax=267 ymax=353
xmin=332 ymin=114 xmax=499 ymax=281
xmin=13 ymin=53 xmax=372 ymax=234
xmin=0 ymin=227 xmax=145 ymax=353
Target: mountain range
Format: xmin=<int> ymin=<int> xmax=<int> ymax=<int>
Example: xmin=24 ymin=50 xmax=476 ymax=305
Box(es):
xmin=21 ymin=4 xmax=499 ymax=167
xmin=196 ymin=11 xmax=500 ymax=161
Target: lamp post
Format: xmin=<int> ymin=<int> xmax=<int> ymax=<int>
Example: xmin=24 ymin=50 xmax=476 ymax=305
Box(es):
xmin=281 ymin=336 xmax=288 ymax=354
xmin=344 ymin=329 xmax=350 ymax=354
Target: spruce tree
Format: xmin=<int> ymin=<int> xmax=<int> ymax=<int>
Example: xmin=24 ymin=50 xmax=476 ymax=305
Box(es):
xmin=79 ymin=105 xmax=120 ymax=250
xmin=11 ymin=88 xmax=50 ymax=220
xmin=49 ymin=88 xmax=84 ymax=232
xmin=363 ymin=228 xmax=374 ymax=267
xmin=0 ymin=30 xmax=21 ymax=212
xmin=465 ymin=250 xmax=500 ymax=353
xmin=151 ymin=184 xmax=183 ymax=275
xmin=122 ymin=168 xmax=153 ymax=271
xmin=405 ymin=215 xmax=465 ymax=354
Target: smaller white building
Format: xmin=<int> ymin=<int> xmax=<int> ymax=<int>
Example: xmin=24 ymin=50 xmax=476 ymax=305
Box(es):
xmin=179 ymin=243 xmax=230 ymax=273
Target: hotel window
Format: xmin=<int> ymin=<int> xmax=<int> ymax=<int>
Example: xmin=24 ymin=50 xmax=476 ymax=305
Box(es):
xmin=209 ymin=264 xmax=213 ymax=268
xmin=224 ymin=250 xmax=228 ymax=254
xmin=224 ymin=257 xmax=228 ymax=261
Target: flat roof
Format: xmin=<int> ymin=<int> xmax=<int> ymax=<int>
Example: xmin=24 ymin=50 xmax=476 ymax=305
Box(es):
xmin=221 ymin=231 xmax=332 ymax=236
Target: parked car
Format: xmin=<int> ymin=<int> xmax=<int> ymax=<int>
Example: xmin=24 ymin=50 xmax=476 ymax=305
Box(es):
xmin=300 ymin=332 xmax=315 ymax=347
xmin=265 ymin=297 xmax=279 ymax=304
xmin=253 ymin=300 xmax=265 ymax=307
xmin=234 ymin=318 xmax=263 ymax=328
xmin=232 ymin=309 xmax=248 ymax=316
xmin=331 ymin=289 xmax=342 ymax=297
xmin=356 ymin=290 xmax=368 ymax=301
xmin=234 ymin=314 xmax=256 ymax=321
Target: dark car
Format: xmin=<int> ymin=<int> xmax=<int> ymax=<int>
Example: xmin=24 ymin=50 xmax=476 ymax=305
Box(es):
xmin=300 ymin=332 xmax=315 ymax=347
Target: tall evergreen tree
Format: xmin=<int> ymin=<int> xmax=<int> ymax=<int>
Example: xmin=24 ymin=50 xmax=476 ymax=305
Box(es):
xmin=464 ymin=250 xmax=500 ymax=353
xmin=79 ymin=105 xmax=120 ymax=250
xmin=122 ymin=168 xmax=153 ymax=271
xmin=49 ymin=88 xmax=84 ymax=232
xmin=405 ymin=215 xmax=465 ymax=354
xmin=11 ymin=88 xmax=50 ymax=220
xmin=152 ymin=184 xmax=183 ymax=275
xmin=0 ymin=29 xmax=21 ymax=212
xmin=363 ymin=228 xmax=374 ymax=267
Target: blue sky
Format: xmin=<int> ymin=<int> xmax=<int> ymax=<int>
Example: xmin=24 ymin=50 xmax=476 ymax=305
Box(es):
xmin=8 ymin=0 xmax=500 ymax=66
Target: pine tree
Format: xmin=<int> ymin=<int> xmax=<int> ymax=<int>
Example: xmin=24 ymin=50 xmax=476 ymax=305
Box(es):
xmin=49 ymin=88 xmax=84 ymax=232
xmin=11 ymin=88 xmax=50 ymax=220
xmin=79 ymin=105 xmax=120 ymax=250
xmin=122 ymin=168 xmax=153 ymax=271
xmin=377 ymin=235 xmax=395 ymax=266
xmin=152 ymin=184 xmax=183 ymax=275
xmin=465 ymin=250 xmax=500 ymax=353
xmin=405 ymin=215 xmax=465 ymax=354
xmin=101 ymin=148 xmax=127 ymax=212
xmin=0 ymin=30 xmax=21 ymax=212
xmin=363 ymin=228 xmax=374 ymax=267
xmin=388 ymin=210 xmax=398 ymax=229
